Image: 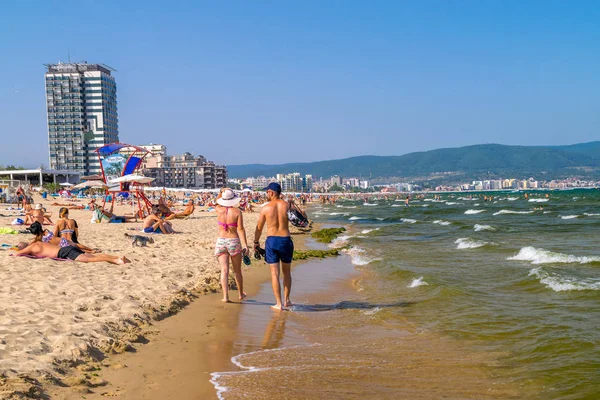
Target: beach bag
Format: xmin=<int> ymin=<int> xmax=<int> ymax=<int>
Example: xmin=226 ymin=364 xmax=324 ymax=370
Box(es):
xmin=287 ymin=202 xmax=309 ymax=228
xmin=11 ymin=218 xmax=24 ymax=225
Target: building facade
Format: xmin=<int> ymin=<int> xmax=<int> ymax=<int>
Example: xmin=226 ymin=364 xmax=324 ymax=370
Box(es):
xmin=45 ymin=62 xmax=119 ymax=175
xmin=143 ymin=152 xmax=227 ymax=189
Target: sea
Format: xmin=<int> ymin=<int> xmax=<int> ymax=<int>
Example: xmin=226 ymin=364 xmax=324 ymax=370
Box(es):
xmin=211 ymin=189 xmax=599 ymax=400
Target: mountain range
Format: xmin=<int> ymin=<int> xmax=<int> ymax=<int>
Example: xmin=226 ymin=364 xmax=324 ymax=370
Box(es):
xmin=227 ymin=141 xmax=600 ymax=183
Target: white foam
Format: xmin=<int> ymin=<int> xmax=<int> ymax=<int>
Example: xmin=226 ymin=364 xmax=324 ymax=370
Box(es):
xmin=445 ymin=202 xmax=463 ymax=205
xmin=560 ymin=215 xmax=580 ymax=220
xmin=528 ymin=198 xmax=549 ymax=203
xmin=493 ymin=209 xmax=534 ymax=216
xmin=363 ymin=307 xmax=381 ymax=316
xmin=433 ymin=220 xmax=451 ymax=226
xmin=342 ymin=246 xmax=379 ymax=266
xmin=464 ymin=209 xmax=485 ymax=215
xmin=210 ymin=345 xmax=319 ymax=400
xmin=584 ymin=213 xmax=600 ymax=217
xmin=455 ymin=237 xmax=489 ymax=249
xmin=474 ymin=224 xmax=495 ymax=232
xmin=507 ymin=197 xmax=519 ymax=201
xmin=391 ymin=204 xmax=403 ymax=207
xmin=408 ymin=276 xmax=429 ymax=288
xmin=529 ymin=267 xmax=600 ymax=292
xmin=401 ymin=218 xmax=417 ymax=224
xmin=376 ymin=217 xmax=386 ymax=221
xmin=360 ymin=228 xmax=380 ymax=234
xmin=349 ymin=216 xmax=365 ymax=221
xmin=508 ymin=247 xmax=600 ymax=264
xmin=363 ymin=203 xmax=378 ymax=206
xmin=329 ymin=235 xmax=352 ymax=248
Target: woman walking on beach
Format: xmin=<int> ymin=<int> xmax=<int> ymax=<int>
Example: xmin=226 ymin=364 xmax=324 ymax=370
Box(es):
xmin=215 ymin=189 xmax=248 ymax=302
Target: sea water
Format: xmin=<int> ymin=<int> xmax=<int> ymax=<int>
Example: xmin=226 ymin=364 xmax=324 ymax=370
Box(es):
xmin=212 ymin=189 xmax=600 ymax=399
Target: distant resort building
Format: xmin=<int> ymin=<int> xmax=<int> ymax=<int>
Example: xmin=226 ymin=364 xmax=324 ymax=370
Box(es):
xmin=45 ymin=61 xmax=119 ymax=176
xmin=140 ymin=145 xmax=227 ymax=189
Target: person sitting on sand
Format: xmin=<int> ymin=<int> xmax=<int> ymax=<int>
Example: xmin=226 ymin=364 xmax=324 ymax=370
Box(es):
xmin=143 ymin=205 xmax=174 ymax=234
xmin=28 ymin=204 xmax=53 ymax=225
xmin=157 ymin=198 xmax=176 ymax=220
xmin=13 ymin=241 xmax=129 ymax=264
xmin=172 ymin=201 xmax=195 ymax=219
xmin=215 ymin=189 xmax=248 ymax=302
xmin=53 ymin=207 xmax=81 ymax=244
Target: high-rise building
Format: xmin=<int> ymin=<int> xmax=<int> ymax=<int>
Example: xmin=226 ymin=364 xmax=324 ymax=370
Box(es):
xmin=45 ymin=62 xmax=119 ymax=175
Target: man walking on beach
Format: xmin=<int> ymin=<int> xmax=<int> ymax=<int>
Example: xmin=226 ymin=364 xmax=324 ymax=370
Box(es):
xmin=254 ymin=182 xmax=293 ymax=311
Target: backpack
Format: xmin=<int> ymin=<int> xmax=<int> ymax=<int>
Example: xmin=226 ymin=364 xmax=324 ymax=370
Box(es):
xmin=287 ymin=202 xmax=309 ymax=228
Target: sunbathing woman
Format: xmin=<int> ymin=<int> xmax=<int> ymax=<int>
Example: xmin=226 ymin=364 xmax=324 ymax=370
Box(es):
xmin=215 ymin=189 xmax=248 ymax=302
xmin=28 ymin=221 xmax=96 ymax=253
xmin=53 ymin=207 xmax=81 ymax=244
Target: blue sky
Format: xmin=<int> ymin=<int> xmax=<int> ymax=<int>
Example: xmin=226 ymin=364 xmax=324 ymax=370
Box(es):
xmin=0 ymin=0 xmax=598 ymax=168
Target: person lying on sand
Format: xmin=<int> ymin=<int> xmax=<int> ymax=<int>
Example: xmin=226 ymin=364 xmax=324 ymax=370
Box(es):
xmin=51 ymin=202 xmax=85 ymax=209
xmin=93 ymin=204 xmax=137 ymax=223
xmin=28 ymin=221 xmax=97 ymax=253
xmin=13 ymin=241 xmax=130 ymax=264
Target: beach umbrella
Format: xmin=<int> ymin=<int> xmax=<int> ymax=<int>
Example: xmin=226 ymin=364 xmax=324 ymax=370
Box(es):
xmin=72 ymin=180 xmax=108 ymax=190
xmin=109 ymin=174 xmax=155 ymax=184
xmin=59 ymin=182 xmax=74 ymax=186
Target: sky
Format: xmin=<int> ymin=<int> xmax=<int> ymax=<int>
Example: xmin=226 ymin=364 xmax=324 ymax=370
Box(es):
xmin=0 ymin=0 xmax=599 ymax=168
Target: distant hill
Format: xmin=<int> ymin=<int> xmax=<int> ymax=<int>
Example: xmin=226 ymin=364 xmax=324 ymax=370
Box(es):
xmin=227 ymin=141 xmax=600 ymax=183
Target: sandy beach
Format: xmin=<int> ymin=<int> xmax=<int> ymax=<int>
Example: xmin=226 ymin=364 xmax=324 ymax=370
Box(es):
xmin=0 ymin=196 xmax=273 ymax=398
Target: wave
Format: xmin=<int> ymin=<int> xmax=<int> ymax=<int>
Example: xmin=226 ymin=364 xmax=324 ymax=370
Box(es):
xmin=474 ymin=224 xmax=495 ymax=232
xmin=493 ymin=209 xmax=534 ymax=216
xmin=391 ymin=204 xmax=403 ymax=207
xmin=560 ymin=215 xmax=580 ymax=220
xmin=584 ymin=213 xmax=600 ymax=216
xmin=529 ymin=267 xmax=600 ymax=292
xmin=508 ymin=247 xmax=600 ymax=264
xmin=445 ymin=202 xmax=463 ymax=205
xmin=376 ymin=217 xmax=386 ymax=221
xmin=342 ymin=246 xmax=379 ymax=266
xmin=507 ymin=197 xmax=519 ymax=201
xmin=433 ymin=220 xmax=451 ymax=226
xmin=408 ymin=276 xmax=429 ymax=288
xmin=400 ymin=218 xmax=417 ymax=224
xmin=349 ymin=216 xmax=365 ymax=221
xmin=363 ymin=203 xmax=378 ymax=206
xmin=330 ymin=235 xmax=352 ymax=248
xmin=360 ymin=228 xmax=380 ymax=234
xmin=455 ymin=237 xmax=490 ymax=249
xmin=528 ymin=198 xmax=549 ymax=203
xmin=464 ymin=209 xmax=485 ymax=215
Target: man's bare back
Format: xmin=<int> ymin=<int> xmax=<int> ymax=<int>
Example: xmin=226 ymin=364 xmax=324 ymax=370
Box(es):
xmin=260 ymin=198 xmax=291 ymax=237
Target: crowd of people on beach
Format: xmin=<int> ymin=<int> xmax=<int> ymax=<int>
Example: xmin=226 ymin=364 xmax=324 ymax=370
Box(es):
xmin=4 ymin=182 xmax=308 ymax=311
xmin=4 ymin=183 xmax=550 ymax=311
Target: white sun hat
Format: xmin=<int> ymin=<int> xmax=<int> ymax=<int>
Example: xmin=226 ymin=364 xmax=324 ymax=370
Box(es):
xmin=217 ymin=189 xmax=241 ymax=207
xmin=34 ymin=203 xmax=43 ymax=210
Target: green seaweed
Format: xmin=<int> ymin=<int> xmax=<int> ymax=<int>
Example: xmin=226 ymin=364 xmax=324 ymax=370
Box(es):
xmin=293 ymin=249 xmax=340 ymax=260
xmin=311 ymin=227 xmax=346 ymax=243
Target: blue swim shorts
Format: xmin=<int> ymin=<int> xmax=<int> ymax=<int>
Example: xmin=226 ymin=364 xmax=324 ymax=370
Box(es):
xmin=143 ymin=226 xmax=162 ymax=233
xmin=265 ymin=236 xmax=294 ymax=264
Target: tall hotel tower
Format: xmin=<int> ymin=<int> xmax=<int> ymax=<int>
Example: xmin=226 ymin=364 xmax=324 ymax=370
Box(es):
xmin=44 ymin=62 xmax=119 ymax=175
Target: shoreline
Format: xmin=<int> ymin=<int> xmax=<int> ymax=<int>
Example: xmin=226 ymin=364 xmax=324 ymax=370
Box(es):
xmin=0 ymin=197 xmax=312 ymax=398
xmin=42 ymin=221 xmax=325 ymax=399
